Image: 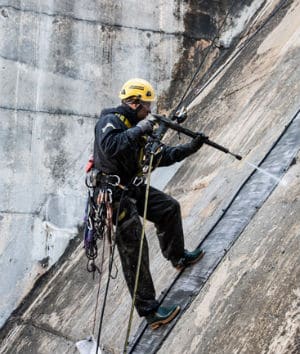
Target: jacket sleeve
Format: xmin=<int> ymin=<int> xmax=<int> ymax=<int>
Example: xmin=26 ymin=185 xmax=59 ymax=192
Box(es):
xmin=95 ymin=114 xmax=142 ymax=157
xmin=156 ymin=142 xmax=200 ymax=167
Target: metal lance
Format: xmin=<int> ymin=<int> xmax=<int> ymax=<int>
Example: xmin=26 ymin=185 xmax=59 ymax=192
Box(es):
xmin=151 ymin=113 xmax=243 ymax=161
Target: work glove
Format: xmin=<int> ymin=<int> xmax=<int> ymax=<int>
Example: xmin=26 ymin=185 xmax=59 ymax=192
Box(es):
xmin=190 ymin=132 xmax=208 ymax=152
xmin=136 ymin=117 xmax=155 ymax=135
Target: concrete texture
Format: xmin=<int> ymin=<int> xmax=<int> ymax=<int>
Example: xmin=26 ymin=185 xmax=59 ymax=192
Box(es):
xmin=129 ymin=111 xmax=300 ymax=353
xmin=0 ymin=0 xmax=189 ymax=328
xmin=159 ymin=151 xmax=300 ymax=354
xmin=1 ymin=0 xmax=300 ymax=353
xmin=158 ymin=1 xmax=300 ymax=352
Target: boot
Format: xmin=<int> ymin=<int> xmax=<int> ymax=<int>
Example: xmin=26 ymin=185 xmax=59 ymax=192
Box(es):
xmin=174 ymin=248 xmax=204 ymax=271
xmin=146 ymin=305 xmax=180 ymax=330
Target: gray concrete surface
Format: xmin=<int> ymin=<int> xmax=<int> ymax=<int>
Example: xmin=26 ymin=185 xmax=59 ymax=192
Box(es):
xmin=2 ymin=0 xmax=300 ymax=353
xmin=160 ymin=150 xmax=300 ymax=354
xmin=130 ymin=109 xmax=300 ymax=353
xmin=159 ymin=1 xmax=300 ymax=352
xmin=0 ymin=0 xmax=186 ymax=328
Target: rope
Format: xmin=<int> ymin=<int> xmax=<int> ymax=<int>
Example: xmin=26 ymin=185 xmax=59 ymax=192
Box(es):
xmin=92 ymin=232 xmax=106 ymax=334
xmin=172 ymin=0 xmax=235 ymax=116
xmin=187 ymin=0 xmax=289 ymax=106
xmin=95 ymin=189 xmax=126 ymax=354
xmin=123 ymin=153 xmax=155 ymax=354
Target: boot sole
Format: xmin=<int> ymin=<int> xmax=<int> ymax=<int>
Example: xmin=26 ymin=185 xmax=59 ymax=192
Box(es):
xmin=175 ymin=250 xmax=205 ymax=271
xmin=150 ymin=306 xmax=181 ymax=330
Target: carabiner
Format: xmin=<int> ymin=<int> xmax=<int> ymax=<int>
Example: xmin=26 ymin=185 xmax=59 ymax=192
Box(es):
xmin=108 ymin=175 xmax=121 ymax=187
xmin=106 ymin=188 xmax=113 ymax=203
xmin=132 ymin=176 xmax=145 ymax=187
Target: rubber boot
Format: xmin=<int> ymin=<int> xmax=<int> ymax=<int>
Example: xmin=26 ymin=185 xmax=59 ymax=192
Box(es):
xmin=146 ymin=305 xmax=180 ymax=330
xmin=174 ymin=248 xmax=204 ymax=271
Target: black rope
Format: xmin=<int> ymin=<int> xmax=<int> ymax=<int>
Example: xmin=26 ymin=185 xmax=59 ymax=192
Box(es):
xmin=92 ymin=233 xmax=106 ymax=334
xmin=123 ymin=153 xmax=155 ymax=354
xmin=172 ymin=2 xmax=235 ymax=116
xmin=95 ymin=189 xmax=126 ymax=354
xmin=186 ymin=0 xmax=290 ymax=105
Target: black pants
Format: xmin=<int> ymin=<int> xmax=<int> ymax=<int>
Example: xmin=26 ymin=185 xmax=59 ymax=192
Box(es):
xmin=113 ymin=185 xmax=185 ymax=317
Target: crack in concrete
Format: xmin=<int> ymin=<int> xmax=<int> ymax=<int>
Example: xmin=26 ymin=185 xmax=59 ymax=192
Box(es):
xmin=22 ymin=318 xmax=77 ymax=343
xmin=1 ymin=5 xmax=204 ymax=41
xmin=0 ymin=105 xmax=98 ymax=120
xmin=0 ymin=233 xmax=83 ymax=347
xmin=0 ymin=210 xmax=38 ymax=215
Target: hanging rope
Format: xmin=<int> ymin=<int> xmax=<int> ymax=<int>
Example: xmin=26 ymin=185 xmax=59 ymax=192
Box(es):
xmin=172 ymin=1 xmax=235 ymax=116
xmin=123 ymin=153 xmax=155 ymax=354
xmin=92 ymin=234 xmax=106 ymax=335
xmin=95 ymin=189 xmax=126 ymax=354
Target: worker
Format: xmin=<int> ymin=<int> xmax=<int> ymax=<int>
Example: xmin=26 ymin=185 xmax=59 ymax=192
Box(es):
xmin=93 ymin=78 xmax=205 ymax=329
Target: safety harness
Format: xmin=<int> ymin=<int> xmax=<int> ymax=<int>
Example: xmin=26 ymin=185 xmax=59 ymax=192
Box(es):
xmin=84 ymin=171 xmax=119 ymax=272
xmin=83 ymin=113 xmax=141 ymax=269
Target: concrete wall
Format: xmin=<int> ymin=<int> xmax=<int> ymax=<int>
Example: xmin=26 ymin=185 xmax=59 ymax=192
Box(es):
xmin=0 ymin=0 xmax=188 ymax=328
xmin=1 ymin=1 xmax=290 ymax=353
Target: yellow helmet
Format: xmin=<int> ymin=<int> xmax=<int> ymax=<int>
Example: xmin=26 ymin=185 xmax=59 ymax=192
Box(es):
xmin=119 ymin=78 xmax=156 ymax=102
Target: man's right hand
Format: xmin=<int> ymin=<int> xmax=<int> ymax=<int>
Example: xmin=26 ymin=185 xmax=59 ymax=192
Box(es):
xmin=136 ymin=118 xmax=155 ymax=134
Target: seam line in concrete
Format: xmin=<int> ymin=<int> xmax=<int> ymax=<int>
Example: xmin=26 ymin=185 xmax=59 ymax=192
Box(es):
xmin=0 ymin=105 xmax=98 ymax=120
xmin=0 ymin=210 xmax=38 ymax=216
xmin=2 ymin=5 xmax=203 ymax=40
xmin=22 ymin=319 xmax=77 ymax=343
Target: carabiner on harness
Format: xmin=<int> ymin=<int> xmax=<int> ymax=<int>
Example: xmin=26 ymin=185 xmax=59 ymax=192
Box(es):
xmin=85 ymin=169 xmax=100 ymax=188
xmin=132 ymin=176 xmax=145 ymax=187
xmin=106 ymin=175 xmax=121 ymax=187
xmin=96 ymin=188 xmax=113 ymax=205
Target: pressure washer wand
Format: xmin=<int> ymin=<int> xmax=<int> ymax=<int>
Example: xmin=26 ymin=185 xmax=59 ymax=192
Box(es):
xmin=151 ymin=113 xmax=242 ymax=161
xmin=204 ymin=139 xmax=242 ymax=160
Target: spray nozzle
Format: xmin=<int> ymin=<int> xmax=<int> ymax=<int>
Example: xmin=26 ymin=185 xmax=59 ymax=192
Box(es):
xmin=229 ymin=152 xmax=243 ymax=160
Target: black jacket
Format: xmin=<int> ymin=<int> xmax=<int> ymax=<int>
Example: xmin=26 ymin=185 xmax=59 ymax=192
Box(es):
xmin=93 ymin=105 xmax=200 ymax=185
